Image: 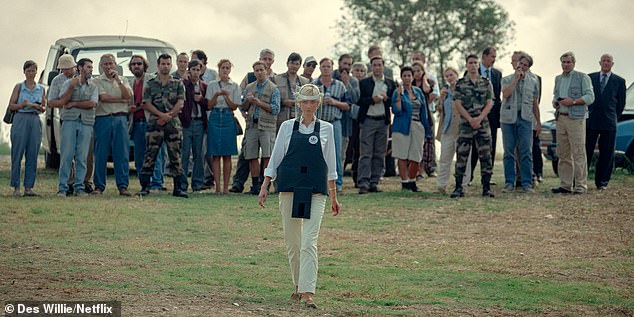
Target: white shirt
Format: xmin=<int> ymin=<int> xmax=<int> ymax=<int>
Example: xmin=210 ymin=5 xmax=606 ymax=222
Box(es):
xmin=368 ymin=76 xmax=387 ymax=116
xmin=264 ymin=117 xmax=337 ymax=181
xmin=206 ymin=79 xmax=241 ymax=110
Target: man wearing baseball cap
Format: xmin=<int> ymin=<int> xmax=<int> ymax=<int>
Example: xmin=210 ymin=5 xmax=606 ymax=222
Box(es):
xmin=301 ymin=56 xmax=317 ymax=82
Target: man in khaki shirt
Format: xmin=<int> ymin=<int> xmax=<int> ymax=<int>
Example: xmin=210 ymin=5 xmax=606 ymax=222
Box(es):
xmin=93 ymin=54 xmax=133 ymax=196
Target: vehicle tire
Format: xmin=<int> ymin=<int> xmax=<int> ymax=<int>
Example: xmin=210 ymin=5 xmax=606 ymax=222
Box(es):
xmin=552 ymin=158 xmax=559 ymax=176
xmin=45 ymin=151 xmax=60 ymax=169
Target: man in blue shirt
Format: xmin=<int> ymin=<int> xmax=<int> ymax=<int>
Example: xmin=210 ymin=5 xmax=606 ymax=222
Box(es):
xmin=241 ymin=61 xmax=281 ymax=194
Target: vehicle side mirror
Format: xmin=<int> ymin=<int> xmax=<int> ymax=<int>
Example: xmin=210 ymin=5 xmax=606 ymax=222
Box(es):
xmin=48 ymin=70 xmax=59 ymax=86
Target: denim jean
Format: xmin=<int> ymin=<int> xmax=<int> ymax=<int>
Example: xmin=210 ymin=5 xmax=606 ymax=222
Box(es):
xmin=501 ymin=117 xmax=533 ymax=188
xmin=94 ymin=116 xmax=129 ymax=191
xmin=58 ymin=119 xmax=92 ymax=192
xmin=131 ymin=120 xmax=166 ymax=188
xmin=10 ymin=112 xmax=41 ymax=188
xmin=331 ymin=119 xmax=343 ymax=190
xmin=180 ymin=120 xmax=205 ymax=191
xmin=150 ymin=144 xmax=167 ymax=189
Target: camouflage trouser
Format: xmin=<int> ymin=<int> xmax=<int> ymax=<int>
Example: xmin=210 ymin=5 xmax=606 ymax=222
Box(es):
xmin=140 ymin=120 xmax=184 ymax=177
xmin=455 ymin=121 xmax=492 ymax=179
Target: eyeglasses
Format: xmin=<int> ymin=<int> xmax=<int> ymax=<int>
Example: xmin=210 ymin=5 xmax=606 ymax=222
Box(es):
xmin=130 ymin=62 xmax=144 ymax=66
xmin=306 ymin=63 xmax=317 ymax=68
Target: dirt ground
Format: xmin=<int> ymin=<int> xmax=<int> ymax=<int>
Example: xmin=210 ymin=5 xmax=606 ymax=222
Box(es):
xmin=1 ymin=155 xmax=633 ymax=316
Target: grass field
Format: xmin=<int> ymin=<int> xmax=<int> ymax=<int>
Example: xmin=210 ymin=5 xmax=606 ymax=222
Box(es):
xmin=0 ymin=154 xmax=632 ymax=316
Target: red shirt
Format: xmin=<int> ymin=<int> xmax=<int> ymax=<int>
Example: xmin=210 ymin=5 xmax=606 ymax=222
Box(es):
xmin=133 ymin=78 xmax=145 ymax=120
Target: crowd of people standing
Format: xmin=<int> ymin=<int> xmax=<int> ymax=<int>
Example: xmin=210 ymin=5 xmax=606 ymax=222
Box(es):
xmin=4 ymin=45 xmax=626 ymax=198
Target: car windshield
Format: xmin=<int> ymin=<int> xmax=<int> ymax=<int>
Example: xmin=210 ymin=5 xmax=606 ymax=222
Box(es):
xmin=625 ymin=83 xmax=634 ymax=111
xmin=74 ymin=47 xmax=177 ymax=79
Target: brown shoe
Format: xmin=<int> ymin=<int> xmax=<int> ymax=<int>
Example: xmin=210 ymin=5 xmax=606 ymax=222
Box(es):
xmin=91 ymin=188 xmax=103 ymax=195
xmin=119 ymin=188 xmax=132 ymax=196
xmin=304 ymin=299 xmax=317 ymax=309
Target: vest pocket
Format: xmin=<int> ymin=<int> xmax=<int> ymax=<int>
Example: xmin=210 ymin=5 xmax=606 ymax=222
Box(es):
xmin=569 ymin=105 xmax=586 ymax=119
xmin=500 ymin=105 xmax=514 ymax=123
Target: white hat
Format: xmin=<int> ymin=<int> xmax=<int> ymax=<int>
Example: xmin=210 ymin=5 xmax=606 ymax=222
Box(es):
xmin=303 ymin=56 xmax=317 ymax=66
xmin=295 ymin=84 xmax=323 ymax=102
xmin=57 ymin=54 xmax=76 ymax=69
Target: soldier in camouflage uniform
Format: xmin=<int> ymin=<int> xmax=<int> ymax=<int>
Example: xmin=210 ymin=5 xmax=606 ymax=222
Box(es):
xmin=451 ymin=54 xmax=495 ymax=198
xmin=137 ymin=54 xmax=189 ymax=198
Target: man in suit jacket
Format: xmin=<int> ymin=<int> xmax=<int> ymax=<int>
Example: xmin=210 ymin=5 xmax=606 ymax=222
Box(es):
xmin=586 ymin=54 xmax=627 ymax=190
xmin=357 ymin=56 xmax=396 ymax=194
xmin=470 ymin=47 xmax=502 ymax=184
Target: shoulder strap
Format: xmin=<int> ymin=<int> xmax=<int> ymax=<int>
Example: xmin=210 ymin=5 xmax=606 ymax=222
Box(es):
xmin=292 ymin=120 xmax=300 ymax=131
xmin=247 ymin=72 xmax=256 ymax=84
xmin=13 ymin=83 xmax=21 ymax=102
xmin=314 ymin=120 xmax=320 ymax=136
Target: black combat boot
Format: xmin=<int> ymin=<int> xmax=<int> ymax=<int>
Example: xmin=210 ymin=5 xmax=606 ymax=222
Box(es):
xmin=450 ymin=176 xmax=464 ymax=198
xmin=482 ymin=175 xmax=495 ymax=197
xmin=137 ymin=174 xmax=151 ymax=196
xmin=401 ymin=182 xmax=410 ymax=191
xmin=172 ymin=175 xmax=189 ymax=198
xmin=409 ymin=181 xmax=420 ymax=192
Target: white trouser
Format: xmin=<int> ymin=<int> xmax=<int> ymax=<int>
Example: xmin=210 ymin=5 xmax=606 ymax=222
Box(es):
xmin=279 ymin=192 xmax=326 ymax=293
xmin=437 ymin=130 xmax=471 ymax=189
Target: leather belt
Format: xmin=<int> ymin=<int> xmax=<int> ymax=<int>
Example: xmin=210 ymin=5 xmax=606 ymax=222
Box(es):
xmin=98 ymin=112 xmax=128 ymax=117
xmin=366 ymin=115 xmax=385 ymax=120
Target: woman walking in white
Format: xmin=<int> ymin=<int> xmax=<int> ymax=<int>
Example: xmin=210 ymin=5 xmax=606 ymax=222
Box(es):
xmin=258 ymin=84 xmax=340 ymax=309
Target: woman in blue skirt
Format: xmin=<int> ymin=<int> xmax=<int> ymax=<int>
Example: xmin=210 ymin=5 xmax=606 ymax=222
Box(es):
xmin=206 ymin=59 xmax=241 ymax=194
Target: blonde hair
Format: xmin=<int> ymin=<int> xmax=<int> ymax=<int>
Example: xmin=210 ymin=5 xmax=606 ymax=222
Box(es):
xmin=444 ymin=66 xmax=459 ymax=77
xmin=296 ymin=84 xmax=323 ymax=103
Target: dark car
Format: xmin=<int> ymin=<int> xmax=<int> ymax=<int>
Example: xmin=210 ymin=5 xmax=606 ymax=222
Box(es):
xmin=540 ymin=83 xmax=634 ymax=175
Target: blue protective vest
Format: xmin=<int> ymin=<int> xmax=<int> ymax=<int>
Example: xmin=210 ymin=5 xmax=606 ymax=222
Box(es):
xmin=276 ymin=120 xmax=328 ymax=195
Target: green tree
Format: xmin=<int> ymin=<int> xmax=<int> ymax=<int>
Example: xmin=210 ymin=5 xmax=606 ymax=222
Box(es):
xmin=334 ymin=0 xmax=515 ymax=83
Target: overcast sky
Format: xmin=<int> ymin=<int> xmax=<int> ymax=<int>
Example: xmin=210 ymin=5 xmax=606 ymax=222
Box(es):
xmin=1 ymin=0 xmax=633 ymax=142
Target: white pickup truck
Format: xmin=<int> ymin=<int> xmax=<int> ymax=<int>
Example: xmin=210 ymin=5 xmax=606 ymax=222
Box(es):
xmin=39 ymin=35 xmax=178 ymax=168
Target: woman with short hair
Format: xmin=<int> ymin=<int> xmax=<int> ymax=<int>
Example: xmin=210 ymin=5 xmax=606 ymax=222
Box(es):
xmin=391 ymin=66 xmax=431 ymax=191
xmin=8 ymin=60 xmax=46 ymax=196
xmin=258 ymin=84 xmax=340 ymax=309
xmin=206 ymin=59 xmax=240 ymax=194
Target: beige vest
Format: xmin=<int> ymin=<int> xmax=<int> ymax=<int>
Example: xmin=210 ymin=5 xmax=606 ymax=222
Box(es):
xmin=244 ymin=80 xmax=278 ymax=132
xmin=274 ymin=73 xmax=309 ymax=124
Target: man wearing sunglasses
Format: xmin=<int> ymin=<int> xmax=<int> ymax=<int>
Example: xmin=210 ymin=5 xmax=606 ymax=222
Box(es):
xmin=301 ymin=56 xmax=317 ymax=82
